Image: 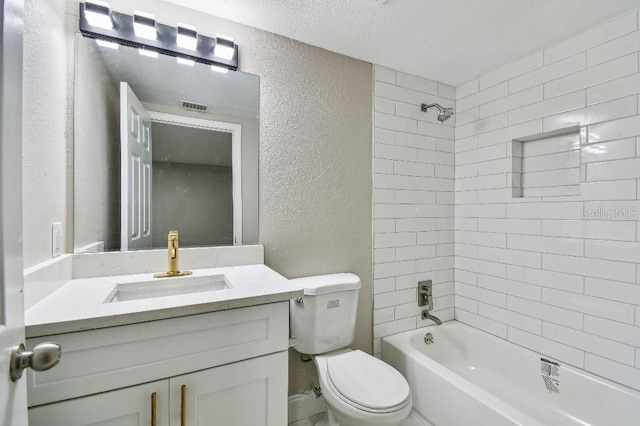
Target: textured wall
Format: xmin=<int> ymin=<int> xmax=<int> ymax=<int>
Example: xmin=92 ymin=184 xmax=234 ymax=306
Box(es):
xmin=248 ymin=28 xmax=374 ymax=365
xmin=236 ymin=13 xmax=374 ymax=394
xmin=74 ymin=35 xmax=120 ymax=251
xmin=372 ymin=65 xmax=456 ymax=356
xmin=152 ymin=163 xmax=233 ymax=247
xmin=454 ymin=8 xmax=640 ymax=391
xmin=22 ymin=0 xmax=73 ymax=267
xmin=25 ymin=0 xmax=373 ymax=396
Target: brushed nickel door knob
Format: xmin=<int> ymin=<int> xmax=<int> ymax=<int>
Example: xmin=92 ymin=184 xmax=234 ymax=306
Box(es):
xmin=10 ymin=341 xmax=62 ymax=381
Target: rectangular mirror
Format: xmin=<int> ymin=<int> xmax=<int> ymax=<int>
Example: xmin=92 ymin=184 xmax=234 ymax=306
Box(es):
xmin=73 ymin=34 xmax=259 ymax=252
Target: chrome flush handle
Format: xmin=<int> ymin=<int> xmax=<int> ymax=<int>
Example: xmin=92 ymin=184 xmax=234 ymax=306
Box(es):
xmin=10 ymin=341 xmax=62 ymax=381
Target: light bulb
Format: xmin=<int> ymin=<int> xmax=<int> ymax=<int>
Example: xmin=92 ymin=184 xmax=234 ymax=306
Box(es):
xmin=177 ymin=23 xmax=198 ymax=51
xmin=177 ymin=57 xmax=195 ymax=66
xmin=84 ymin=1 xmax=113 ymax=30
xmin=214 ymin=34 xmax=235 ymax=60
xmin=133 ymin=11 xmax=157 ymax=41
xmin=96 ymin=39 xmax=118 ymax=49
xmin=211 ymin=65 xmax=228 ymax=74
xmin=138 ymin=49 xmax=158 ymax=58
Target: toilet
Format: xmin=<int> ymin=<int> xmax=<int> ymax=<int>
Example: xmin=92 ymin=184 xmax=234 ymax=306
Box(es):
xmin=290 ymin=273 xmax=412 ymax=426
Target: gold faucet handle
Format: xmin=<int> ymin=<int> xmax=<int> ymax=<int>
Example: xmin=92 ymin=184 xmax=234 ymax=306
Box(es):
xmin=169 ymin=230 xmax=179 ymax=260
xmin=154 ymin=230 xmax=192 ymax=278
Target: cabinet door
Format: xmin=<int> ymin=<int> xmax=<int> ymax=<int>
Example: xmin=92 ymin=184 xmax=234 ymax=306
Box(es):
xmin=171 ymin=351 xmax=287 ymax=426
xmin=28 ymin=380 xmax=169 ymax=426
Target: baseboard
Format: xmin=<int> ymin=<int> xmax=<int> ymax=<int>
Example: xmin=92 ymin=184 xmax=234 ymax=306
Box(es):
xmin=288 ymin=391 xmax=326 ymax=423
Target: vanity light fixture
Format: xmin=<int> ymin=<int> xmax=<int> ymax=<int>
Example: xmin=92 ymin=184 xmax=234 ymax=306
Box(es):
xmin=84 ymin=0 xmax=113 ymax=29
xmin=133 ymin=11 xmax=158 ymax=40
xmin=214 ymin=35 xmax=235 ymax=60
xmin=177 ymin=23 xmax=198 ymax=51
xmin=79 ymin=2 xmax=239 ymax=71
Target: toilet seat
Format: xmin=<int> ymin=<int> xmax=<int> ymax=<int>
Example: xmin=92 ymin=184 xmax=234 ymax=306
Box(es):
xmin=325 ymin=350 xmax=411 ymax=414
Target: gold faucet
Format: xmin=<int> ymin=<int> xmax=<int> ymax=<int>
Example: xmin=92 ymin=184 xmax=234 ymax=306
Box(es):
xmin=154 ymin=230 xmax=192 ymax=278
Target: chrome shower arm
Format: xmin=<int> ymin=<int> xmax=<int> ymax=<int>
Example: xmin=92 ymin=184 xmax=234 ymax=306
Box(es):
xmin=420 ymin=103 xmax=454 ymax=122
xmin=420 ymin=103 xmax=442 ymax=112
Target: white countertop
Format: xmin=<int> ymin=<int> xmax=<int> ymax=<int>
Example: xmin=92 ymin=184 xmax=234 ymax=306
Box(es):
xmin=25 ymin=264 xmax=302 ymax=338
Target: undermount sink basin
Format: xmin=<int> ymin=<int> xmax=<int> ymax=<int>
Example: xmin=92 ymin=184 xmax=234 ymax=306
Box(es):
xmin=106 ymin=274 xmax=231 ymax=303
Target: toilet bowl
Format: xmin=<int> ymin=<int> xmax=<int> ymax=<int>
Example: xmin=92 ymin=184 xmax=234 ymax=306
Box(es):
xmin=313 ymin=349 xmax=412 ymax=426
xmin=289 ymin=273 xmax=412 ymax=426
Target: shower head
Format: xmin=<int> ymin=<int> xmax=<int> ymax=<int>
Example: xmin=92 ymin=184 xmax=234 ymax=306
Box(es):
xmin=421 ymin=103 xmax=455 ymax=122
xmin=437 ymin=107 xmax=455 ymax=122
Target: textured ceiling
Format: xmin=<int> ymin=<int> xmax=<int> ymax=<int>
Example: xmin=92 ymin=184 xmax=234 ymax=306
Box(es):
xmin=162 ymin=0 xmax=640 ymax=86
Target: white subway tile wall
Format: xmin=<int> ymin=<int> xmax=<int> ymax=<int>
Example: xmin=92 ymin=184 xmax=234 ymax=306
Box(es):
xmin=454 ymin=8 xmax=640 ymax=391
xmin=373 ymin=65 xmax=456 ymax=356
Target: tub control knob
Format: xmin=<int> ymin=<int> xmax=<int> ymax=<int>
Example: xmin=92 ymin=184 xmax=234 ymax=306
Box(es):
xmin=418 ymin=280 xmax=433 ymax=309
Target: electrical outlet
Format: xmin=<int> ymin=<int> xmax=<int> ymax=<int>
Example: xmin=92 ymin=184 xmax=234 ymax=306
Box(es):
xmin=52 ymin=222 xmax=62 ymax=257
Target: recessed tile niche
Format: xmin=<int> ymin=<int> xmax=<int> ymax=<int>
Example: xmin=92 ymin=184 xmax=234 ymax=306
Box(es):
xmin=509 ymin=126 xmax=584 ymax=198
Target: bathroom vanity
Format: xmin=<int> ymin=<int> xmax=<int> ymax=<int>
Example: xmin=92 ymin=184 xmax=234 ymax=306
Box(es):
xmin=23 ymin=246 xmax=302 ymax=426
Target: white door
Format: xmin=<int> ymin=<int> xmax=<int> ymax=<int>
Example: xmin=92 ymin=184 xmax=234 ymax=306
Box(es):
xmin=120 ymin=82 xmax=152 ymax=251
xmin=0 ymin=0 xmax=28 ymax=424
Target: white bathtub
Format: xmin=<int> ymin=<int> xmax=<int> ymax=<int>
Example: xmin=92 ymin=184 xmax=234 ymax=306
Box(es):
xmin=382 ymin=321 xmax=640 ymax=426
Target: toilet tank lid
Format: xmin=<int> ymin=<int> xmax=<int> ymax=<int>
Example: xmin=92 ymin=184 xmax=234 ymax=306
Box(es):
xmin=290 ymin=273 xmax=361 ymax=295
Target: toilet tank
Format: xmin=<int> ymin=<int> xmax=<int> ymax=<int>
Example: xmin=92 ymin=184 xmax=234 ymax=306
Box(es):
xmin=289 ymin=273 xmax=361 ymax=355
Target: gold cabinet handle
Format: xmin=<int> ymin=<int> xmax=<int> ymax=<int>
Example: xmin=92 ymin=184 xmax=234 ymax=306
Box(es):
xmin=181 ymin=384 xmax=187 ymax=426
xmin=151 ymin=392 xmax=157 ymax=426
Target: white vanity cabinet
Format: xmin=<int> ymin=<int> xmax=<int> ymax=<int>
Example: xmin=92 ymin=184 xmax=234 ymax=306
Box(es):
xmin=29 ymin=380 xmax=169 ymax=426
xmin=26 ymin=302 xmax=290 ymax=426
xmin=28 ymin=352 xmax=287 ymax=426
xmin=171 ymin=351 xmax=286 ymax=425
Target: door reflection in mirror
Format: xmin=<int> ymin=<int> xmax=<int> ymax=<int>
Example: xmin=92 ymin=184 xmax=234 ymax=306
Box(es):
xmin=120 ymin=82 xmax=153 ymax=251
xmin=150 ymin=116 xmax=241 ymax=248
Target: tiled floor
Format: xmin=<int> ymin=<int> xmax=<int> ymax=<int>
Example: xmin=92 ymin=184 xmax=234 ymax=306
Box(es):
xmin=288 ymin=409 xmax=432 ymax=426
xmin=401 ymin=409 xmax=434 ymax=426
xmin=288 ymin=413 xmax=324 ymax=426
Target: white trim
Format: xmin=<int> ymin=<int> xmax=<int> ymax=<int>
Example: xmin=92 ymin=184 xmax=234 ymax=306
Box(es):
xmin=73 ymin=241 xmax=105 ymax=254
xmin=23 ymin=254 xmax=73 ymax=277
xmin=147 ymin=111 xmax=243 ymax=245
xmin=288 ymin=391 xmax=326 ymax=423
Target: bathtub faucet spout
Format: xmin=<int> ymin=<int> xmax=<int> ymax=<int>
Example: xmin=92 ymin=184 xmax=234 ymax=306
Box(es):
xmin=422 ymin=310 xmax=442 ymax=325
